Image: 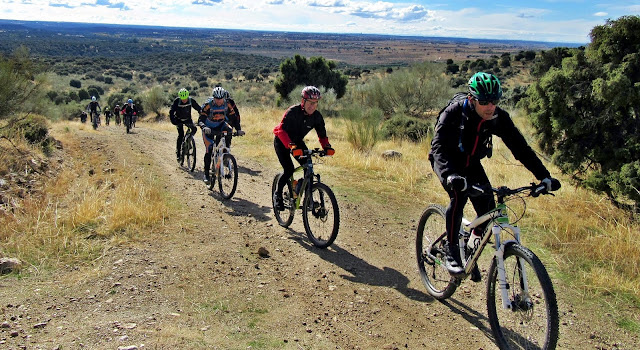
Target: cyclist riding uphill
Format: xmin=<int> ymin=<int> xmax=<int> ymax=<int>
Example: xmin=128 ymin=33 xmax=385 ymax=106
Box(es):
xmin=429 ymin=72 xmax=560 ymax=279
xmin=198 ymin=86 xmax=244 ymax=184
xmin=273 ymin=85 xmax=335 ymax=210
xmin=170 ymin=88 xmax=201 ymax=161
xmin=86 ymin=96 xmax=101 ymax=117
xmin=121 ymin=98 xmax=138 ymax=122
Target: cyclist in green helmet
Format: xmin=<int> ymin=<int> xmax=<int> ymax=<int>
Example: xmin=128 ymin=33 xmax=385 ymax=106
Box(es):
xmin=429 ymin=72 xmax=560 ymax=279
xmin=170 ymin=88 xmax=201 ymax=161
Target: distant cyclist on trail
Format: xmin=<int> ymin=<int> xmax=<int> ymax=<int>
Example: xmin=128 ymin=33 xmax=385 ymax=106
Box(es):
xmin=198 ymin=86 xmax=244 ymax=184
xmin=429 ymin=72 xmax=560 ymax=279
xmin=113 ymin=104 xmax=121 ymax=125
xmin=272 ymin=85 xmax=334 ymax=211
xmin=104 ymin=106 xmax=111 ymax=125
xmin=170 ymin=88 xmax=201 ymax=161
xmin=121 ymin=98 xmax=138 ymax=127
xmin=86 ymin=96 xmax=101 ymax=124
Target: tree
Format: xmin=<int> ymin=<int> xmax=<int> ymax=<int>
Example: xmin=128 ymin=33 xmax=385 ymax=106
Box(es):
xmin=520 ymin=15 xmax=640 ymax=209
xmin=0 ymin=46 xmax=42 ymax=119
xmin=274 ymin=55 xmax=348 ymax=99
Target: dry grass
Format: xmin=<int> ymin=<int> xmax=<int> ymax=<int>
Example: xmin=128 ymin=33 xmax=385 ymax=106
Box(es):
xmin=0 ymin=121 xmax=173 ymax=271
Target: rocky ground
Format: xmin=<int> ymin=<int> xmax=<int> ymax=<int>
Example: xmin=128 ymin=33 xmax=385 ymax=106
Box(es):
xmin=0 ymin=122 xmax=638 ymax=349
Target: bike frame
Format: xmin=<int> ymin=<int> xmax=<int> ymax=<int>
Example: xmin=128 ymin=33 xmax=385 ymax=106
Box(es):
xmin=426 ymin=193 xmax=528 ymax=311
xmin=289 ymin=150 xmax=319 ymax=210
xmin=209 ymin=131 xmax=233 ymax=178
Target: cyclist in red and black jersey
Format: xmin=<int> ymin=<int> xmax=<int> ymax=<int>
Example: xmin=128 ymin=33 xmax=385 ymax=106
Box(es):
xmin=429 ymin=72 xmax=559 ymax=279
xmin=272 ymin=86 xmax=335 ymax=210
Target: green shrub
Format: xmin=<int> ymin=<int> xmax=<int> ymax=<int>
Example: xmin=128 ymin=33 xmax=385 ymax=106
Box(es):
xmin=3 ymin=114 xmax=52 ymax=152
xmin=70 ymin=79 xmax=82 ymax=88
xmin=381 ymin=114 xmax=433 ymax=142
xmin=343 ymin=107 xmax=383 ymax=152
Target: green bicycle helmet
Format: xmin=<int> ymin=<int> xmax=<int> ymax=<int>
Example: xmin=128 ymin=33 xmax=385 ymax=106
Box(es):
xmin=178 ymin=88 xmax=189 ymax=100
xmin=468 ymin=72 xmax=502 ymax=101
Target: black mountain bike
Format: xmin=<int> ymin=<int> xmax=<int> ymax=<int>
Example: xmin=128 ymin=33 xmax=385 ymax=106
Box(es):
xmin=272 ymin=148 xmax=339 ymax=248
xmin=178 ymin=126 xmax=197 ymax=172
xmin=91 ymin=111 xmax=100 ymax=130
xmin=416 ymin=182 xmax=560 ymax=350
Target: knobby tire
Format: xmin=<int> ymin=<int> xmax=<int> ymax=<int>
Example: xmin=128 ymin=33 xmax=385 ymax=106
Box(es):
xmin=302 ymin=182 xmax=339 ymax=248
xmin=416 ymin=204 xmax=458 ymax=299
xmin=487 ymin=244 xmax=559 ymax=350
xmin=218 ymin=153 xmax=238 ymax=199
xmin=272 ymin=173 xmax=294 ymax=227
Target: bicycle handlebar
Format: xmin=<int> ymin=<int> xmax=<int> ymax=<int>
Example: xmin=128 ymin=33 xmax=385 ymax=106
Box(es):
xmin=469 ymin=181 xmax=559 ymax=200
xmin=295 ymin=148 xmax=333 ymax=157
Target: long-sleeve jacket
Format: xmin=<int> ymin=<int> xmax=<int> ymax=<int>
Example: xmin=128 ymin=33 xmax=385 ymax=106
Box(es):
xmin=429 ymin=99 xmax=549 ymax=183
xmin=86 ymin=101 xmax=101 ymax=113
xmin=198 ymin=98 xmax=241 ymax=130
xmin=273 ymin=104 xmax=329 ymax=149
xmin=121 ymin=103 xmax=138 ymax=116
xmin=170 ymin=97 xmax=201 ymax=123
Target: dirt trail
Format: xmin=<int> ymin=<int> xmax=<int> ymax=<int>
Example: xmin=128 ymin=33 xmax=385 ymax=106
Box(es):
xmin=0 ymin=122 xmax=637 ymax=349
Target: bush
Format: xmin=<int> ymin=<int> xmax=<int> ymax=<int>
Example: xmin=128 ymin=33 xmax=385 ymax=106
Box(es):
xmin=3 ymin=114 xmax=51 ymax=146
xmin=381 ymin=114 xmax=432 ymax=142
xmin=70 ymin=79 xmax=82 ymax=88
xmin=343 ymin=107 xmax=383 ymax=152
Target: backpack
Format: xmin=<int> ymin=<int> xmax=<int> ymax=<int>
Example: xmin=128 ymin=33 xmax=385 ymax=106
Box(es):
xmin=435 ymin=92 xmax=493 ymax=158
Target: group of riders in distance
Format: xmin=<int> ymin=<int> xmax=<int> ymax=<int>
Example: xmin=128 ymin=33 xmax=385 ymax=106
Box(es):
xmin=80 ymin=72 xmax=565 ymax=349
xmin=80 ymin=96 xmax=139 ymax=132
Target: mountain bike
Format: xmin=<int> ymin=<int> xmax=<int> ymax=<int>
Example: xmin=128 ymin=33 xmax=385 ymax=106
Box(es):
xmin=123 ymin=112 xmax=133 ymax=134
xmin=272 ymin=148 xmax=339 ymax=248
xmin=178 ymin=126 xmax=197 ymax=172
xmin=91 ymin=111 xmax=100 ymax=130
xmin=416 ymin=182 xmax=560 ymax=350
xmin=207 ymin=130 xmax=242 ymax=199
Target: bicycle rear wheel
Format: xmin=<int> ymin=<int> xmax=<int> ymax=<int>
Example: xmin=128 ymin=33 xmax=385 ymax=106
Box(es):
xmin=416 ymin=204 xmax=458 ymax=299
xmin=302 ymin=183 xmax=339 ymax=248
xmin=487 ymin=244 xmax=559 ymax=350
xmin=184 ymin=136 xmax=197 ymax=172
xmin=272 ymin=173 xmax=294 ymax=227
xmin=218 ymin=153 xmax=238 ymax=199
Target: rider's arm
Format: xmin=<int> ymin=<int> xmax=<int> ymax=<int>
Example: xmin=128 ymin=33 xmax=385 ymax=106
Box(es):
xmin=227 ymin=99 xmax=241 ymax=130
xmin=430 ymin=105 xmax=466 ymax=181
xmin=273 ymin=108 xmax=294 ymax=148
xmin=311 ymin=110 xmax=330 ymax=148
xmin=191 ymin=98 xmax=202 ymax=114
xmin=494 ymin=112 xmax=550 ymax=180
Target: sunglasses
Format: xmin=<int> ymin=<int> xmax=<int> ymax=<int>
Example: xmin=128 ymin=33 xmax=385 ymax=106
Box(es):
xmin=476 ymin=99 xmax=500 ymax=106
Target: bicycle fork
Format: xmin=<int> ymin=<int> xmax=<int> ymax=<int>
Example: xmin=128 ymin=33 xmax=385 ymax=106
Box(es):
xmin=493 ymin=224 xmax=530 ymax=310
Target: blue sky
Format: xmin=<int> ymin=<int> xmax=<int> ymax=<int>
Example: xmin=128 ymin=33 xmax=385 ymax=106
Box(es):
xmin=1 ymin=0 xmax=639 ymax=43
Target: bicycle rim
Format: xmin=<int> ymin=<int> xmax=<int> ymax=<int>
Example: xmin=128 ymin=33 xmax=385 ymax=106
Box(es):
xmin=415 ymin=204 xmax=458 ymax=299
xmin=302 ymin=183 xmax=339 ymax=248
xmin=186 ymin=137 xmax=196 ymax=172
xmin=487 ymin=244 xmax=559 ymax=350
xmin=272 ymin=174 xmax=294 ymax=227
xmin=218 ymin=153 xmax=238 ymax=199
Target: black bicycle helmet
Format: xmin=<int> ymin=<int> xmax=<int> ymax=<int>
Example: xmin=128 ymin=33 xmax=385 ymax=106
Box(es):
xmin=301 ymin=86 xmax=321 ymax=100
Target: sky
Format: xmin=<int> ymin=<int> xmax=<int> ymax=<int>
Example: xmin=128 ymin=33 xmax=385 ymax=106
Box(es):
xmin=1 ymin=1 xmax=639 ymax=44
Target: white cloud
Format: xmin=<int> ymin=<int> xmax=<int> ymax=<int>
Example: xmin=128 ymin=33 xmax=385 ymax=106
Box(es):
xmin=593 ymin=12 xmax=607 ymax=17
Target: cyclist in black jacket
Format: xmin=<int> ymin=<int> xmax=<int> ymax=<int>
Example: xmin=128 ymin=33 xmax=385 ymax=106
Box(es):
xmin=170 ymin=88 xmax=201 ymax=160
xmin=429 ymin=72 xmax=559 ymax=278
xmin=272 ymin=86 xmax=335 ymax=210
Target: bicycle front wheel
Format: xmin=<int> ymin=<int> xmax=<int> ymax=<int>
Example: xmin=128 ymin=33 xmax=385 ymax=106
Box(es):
xmin=218 ymin=153 xmax=238 ymax=199
xmin=487 ymin=244 xmax=559 ymax=350
xmin=302 ymin=183 xmax=339 ymax=248
xmin=272 ymin=173 xmax=294 ymax=227
xmin=416 ymin=204 xmax=458 ymax=299
xmin=184 ymin=136 xmax=197 ymax=172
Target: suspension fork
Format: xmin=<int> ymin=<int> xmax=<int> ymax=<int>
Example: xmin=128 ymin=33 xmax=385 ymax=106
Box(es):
xmin=494 ymin=222 xmax=527 ymax=310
